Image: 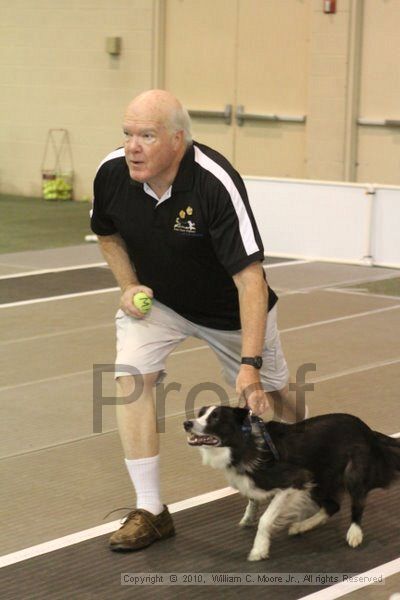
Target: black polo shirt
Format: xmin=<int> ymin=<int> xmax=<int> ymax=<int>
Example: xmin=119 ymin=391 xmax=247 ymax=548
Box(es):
xmin=91 ymin=141 xmax=277 ymax=330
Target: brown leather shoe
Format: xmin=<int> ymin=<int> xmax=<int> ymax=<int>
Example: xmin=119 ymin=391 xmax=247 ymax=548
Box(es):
xmin=109 ymin=505 xmax=175 ymax=551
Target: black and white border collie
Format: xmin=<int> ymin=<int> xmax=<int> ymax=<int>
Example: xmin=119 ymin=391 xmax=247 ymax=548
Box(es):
xmin=184 ymin=406 xmax=400 ymax=561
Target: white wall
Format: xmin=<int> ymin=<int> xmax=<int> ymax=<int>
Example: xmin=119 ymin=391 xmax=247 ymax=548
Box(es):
xmin=372 ymin=188 xmax=400 ymax=268
xmin=245 ymin=177 xmax=400 ymax=268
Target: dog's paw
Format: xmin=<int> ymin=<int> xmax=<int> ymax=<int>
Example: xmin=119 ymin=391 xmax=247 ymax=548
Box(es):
xmin=239 ymin=517 xmax=257 ymax=528
xmin=346 ymin=523 xmax=363 ymax=548
xmin=247 ymin=547 xmax=269 ymax=561
xmin=288 ymin=522 xmax=303 ymax=536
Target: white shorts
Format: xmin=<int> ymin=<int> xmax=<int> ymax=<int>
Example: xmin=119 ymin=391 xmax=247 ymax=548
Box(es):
xmin=114 ymin=300 xmax=289 ymax=392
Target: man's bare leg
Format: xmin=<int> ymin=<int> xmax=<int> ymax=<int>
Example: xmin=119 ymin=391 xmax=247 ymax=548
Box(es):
xmin=266 ymin=384 xmax=307 ymax=423
xmin=116 ymin=372 xmax=159 ymax=459
xmin=114 ymin=372 xmax=165 ymax=516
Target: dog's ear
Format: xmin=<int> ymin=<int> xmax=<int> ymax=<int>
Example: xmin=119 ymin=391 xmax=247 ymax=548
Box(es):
xmin=232 ymin=407 xmax=251 ymax=424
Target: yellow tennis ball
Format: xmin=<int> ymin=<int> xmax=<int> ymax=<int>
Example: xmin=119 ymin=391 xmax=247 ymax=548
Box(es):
xmin=132 ymin=292 xmax=152 ymax=314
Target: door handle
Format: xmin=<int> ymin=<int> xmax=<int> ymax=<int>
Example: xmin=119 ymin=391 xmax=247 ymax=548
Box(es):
xmin=188 ymin=104 xmax=232 ymax=125
xmin=358 ymin=118 xmax=400 ymax=127
xmin=236 ymin=105 xmax=306 ymax=126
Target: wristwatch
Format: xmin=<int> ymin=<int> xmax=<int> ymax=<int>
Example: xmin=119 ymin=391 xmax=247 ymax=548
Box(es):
xmin=241 ymin=356 xmax=263 ymax=369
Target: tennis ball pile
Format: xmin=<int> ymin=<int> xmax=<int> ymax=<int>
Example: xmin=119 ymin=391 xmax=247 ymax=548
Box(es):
xmin=43 ymin=177 xmax=72 ymax=200
xmin=133 ymin=292 xmax=152 ymax=314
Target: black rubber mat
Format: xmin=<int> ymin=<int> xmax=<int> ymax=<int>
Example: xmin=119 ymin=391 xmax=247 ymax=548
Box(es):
xmin=264 ymin=257 xmax=298 ymax=265
xmin=0 ymin=267 xmax=116 ymax=304
xmin=1 ymin=482 xmax=399 ymax=600
xmin=0 ymin=258 xmax=295 ymax=305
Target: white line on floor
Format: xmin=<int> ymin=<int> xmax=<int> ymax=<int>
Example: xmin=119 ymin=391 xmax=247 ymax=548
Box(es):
xmin=2 ymin=409 xmax=399 ymax=462
xmin=2 ymin=327 xmax=400 ymax=396
xmin=0 ymin=287 xmax=119 ymax=309
xmin=281 ymin=304 xmax=400 ymax=334
xmin=0 ymin=259 xmax=309 ymax=282
xmin=1 ymin=265 xmax=397 ymax=308
xmin=277 ymin=273 xmax=399 ymax=296
xmin=2 ymin=297 xmax=399 ymax=352
xmin=0 ymin=323 xmax=112 ymax=346
xmin=0 ymin=262 xmax=107 ymax=280
xmin=1 ymin=280 xmax=399 ymax=394
xmin=1 ymin=455 xmax=400 ymax=571
xmin=0 ymin=257 xmax=308 ymax=285
xmin=0 ymin=345 xmax=211 ymax=393
xmin=298 ymin=558 xmax=400 ymax=600
xmin=0 ymin=280 xmax=391 ymax=309
xmin=0 ymin=487 xmax=238 ymax=568
xmin=0 ymin=369 xmax=95 ymax=393
xmin=310 ymin=357 xmax=400 ymax=384
xmin=266 ymin=259 xmax=312 ymax=268
xmin=325 ymin=287 xmax=400 ymax=302
xmin=2 ymin=350 xmax=400 ymax=396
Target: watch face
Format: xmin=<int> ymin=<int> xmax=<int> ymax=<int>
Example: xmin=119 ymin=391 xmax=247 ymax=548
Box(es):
xmin=254 ymin=356 xmax=263 ymax=369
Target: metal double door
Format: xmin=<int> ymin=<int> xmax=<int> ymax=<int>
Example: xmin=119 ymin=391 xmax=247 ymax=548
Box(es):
xmin=163 ymin=0 xmax=309 ymax=178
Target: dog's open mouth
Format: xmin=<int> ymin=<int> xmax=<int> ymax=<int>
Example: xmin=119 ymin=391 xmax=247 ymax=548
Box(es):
xmin=187 ymin=433 xmax=220 ymax=446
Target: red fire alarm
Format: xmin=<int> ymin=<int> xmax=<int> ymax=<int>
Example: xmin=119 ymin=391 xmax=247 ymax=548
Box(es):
xmin=324 ymin=0 xmax=336 ymax=13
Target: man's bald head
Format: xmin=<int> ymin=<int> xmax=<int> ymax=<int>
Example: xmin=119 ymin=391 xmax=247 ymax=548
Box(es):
xmin=122 ymin=90 xmax=191 ymax=194
xmin=125 ymin=89 xmax=192 ymax=145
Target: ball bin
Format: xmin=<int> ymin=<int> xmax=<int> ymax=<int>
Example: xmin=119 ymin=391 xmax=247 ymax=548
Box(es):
xmin=42 ymin=171 xmax=73 ymax=201
xmin=41 ymin=129 xmax=74 ymax=201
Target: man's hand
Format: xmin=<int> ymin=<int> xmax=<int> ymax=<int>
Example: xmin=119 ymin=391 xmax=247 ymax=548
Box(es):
xmin=120 ymin=284 xmax=154 ymax=318
xmin=97 ymin=234 xmax=152 ymax=318
xmin=236 ymin=365 xmax=270 ymax=416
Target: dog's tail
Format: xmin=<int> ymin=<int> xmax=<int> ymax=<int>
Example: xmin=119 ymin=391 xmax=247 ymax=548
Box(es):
xmin=374 ymin=431 xmax=400 ymax=471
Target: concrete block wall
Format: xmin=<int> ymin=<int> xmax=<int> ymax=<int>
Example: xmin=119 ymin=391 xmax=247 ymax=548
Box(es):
xmin=1 ymin=0 xmax=399 ymax=196
xmin=0 ymin=0 xmax=156 ymax=199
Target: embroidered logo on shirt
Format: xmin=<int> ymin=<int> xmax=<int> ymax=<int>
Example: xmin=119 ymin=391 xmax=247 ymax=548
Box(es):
xmin=174 ymin=206 xmax=199 ymax=235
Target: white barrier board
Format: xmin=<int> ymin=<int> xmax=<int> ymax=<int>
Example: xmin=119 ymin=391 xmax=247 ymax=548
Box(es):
xmin=244 ymin=177 xmax=399 ymax=268
xmin=372 ymin=188 xmax=400 ymax=268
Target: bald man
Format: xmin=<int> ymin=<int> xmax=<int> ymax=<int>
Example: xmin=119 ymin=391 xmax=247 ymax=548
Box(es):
xmin=91 ymin=89 xmax=303 ymax=552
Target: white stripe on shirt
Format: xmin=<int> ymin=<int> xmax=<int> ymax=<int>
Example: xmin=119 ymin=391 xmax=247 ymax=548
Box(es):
xmin=97 ymin=147 xmax=125 ymax=172
xmin=194 ymin=146 xmax=260 ymax=256
xmin=92 ymin=148 xmax=126 ymax=219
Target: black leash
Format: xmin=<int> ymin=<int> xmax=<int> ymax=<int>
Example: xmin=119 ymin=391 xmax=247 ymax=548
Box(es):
xmin=241 ymin=410 xmax=280 ymax=461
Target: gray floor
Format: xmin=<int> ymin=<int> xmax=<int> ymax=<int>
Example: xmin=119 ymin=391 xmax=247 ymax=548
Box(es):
xmin=1 ymin=484 xmax=399 ymax=600
xmin=0 ymin=243 xmax=103 ymax=275
xmin=1 ymin=246 xmax=399 ymax=599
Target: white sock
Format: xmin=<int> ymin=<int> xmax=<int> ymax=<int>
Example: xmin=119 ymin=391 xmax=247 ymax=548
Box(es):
xmin=124 ymin=455 xmax=164 ymax=516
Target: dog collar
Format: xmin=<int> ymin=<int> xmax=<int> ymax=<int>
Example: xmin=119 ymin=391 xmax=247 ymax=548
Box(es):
xmin=241 ymin=411 xmax=280 ymax=461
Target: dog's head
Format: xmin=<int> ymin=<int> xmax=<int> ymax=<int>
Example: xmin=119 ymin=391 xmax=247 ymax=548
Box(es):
xmin=183 ymin=405 xmax=251 ymax=448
